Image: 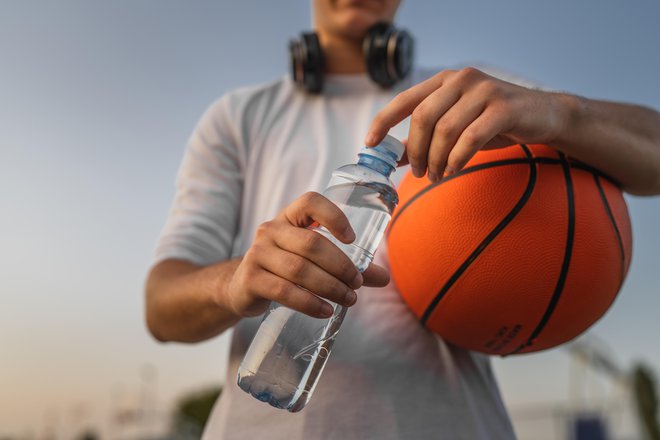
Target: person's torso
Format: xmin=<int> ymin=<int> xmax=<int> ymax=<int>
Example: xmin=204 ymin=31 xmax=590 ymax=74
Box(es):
xmin=203 ymin=70 xmax=516 ymax=440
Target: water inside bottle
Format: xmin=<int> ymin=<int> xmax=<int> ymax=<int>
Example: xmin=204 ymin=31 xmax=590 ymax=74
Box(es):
xmin=318 ymin=181 xmax=397 ymax=271
xmin=237 ymin=181 xmax=397 ymax=411
xmin=237 ymin=305 xmax=346 ymax=412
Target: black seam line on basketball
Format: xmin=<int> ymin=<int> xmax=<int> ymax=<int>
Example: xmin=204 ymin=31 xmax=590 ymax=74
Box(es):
xmin=387 ymin=155 xmax=614 ymax=235
xmin=594 ymin=173 xmax=626 ymax=286
xmin=537 ymin=158 xmax=617 ymax=184
xmin=420 ymin=144 xmax=537 ymax=326
xmin=509 ymin=152 xmax=576 ymax=355
xmin=387 ymin=155 xmax=533 ymax=233
xmin=595 ymin=178 xmax=627 ymax=325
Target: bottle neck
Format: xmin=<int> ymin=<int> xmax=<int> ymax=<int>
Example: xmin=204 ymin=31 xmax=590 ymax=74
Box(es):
xmin=357 ymin=154 xmax=395 ymax=177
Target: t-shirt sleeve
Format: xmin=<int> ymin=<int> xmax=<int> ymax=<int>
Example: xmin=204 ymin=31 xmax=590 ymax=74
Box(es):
xmin=153 ymin=96 xmax=244 ymax=266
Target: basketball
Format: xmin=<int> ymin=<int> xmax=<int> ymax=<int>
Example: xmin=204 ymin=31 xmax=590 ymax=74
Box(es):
xmin=386 ymin=144 xmax=633 ymax=355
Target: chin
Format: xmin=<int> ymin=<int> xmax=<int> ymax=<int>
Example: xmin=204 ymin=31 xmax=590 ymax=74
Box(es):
xmin=334 ymin=8 xmax=383 ymax=40
xmin=314 ymin=0 xmax=399 ymax=40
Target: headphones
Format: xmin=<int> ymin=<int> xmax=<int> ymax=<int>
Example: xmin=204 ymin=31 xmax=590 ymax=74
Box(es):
xmin=289 ymin=22 xmax=414 ymax=94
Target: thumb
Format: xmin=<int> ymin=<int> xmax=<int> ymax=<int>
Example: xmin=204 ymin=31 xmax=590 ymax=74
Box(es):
xmin=362 ymin=263 xmax=390 ymax=287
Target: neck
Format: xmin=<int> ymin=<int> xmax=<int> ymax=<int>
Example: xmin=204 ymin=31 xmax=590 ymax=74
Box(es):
xmin=316 ymin=30 xmax=366 ymax=75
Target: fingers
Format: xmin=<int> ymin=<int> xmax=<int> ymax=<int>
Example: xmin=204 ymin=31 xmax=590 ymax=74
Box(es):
xmin=396 ymin=138 xmax=410 ymax=167
xmin=424 ymin=95 xmax=485 ymax=180
xmin=241 ymin=268 xmax=337 ymax=319
xmin=367 ymin=67 xmax=537 ymax=179
xmin=281 ymin=192 xmax=355 ymax=243
xmin=231 ymin=191 xmax=367 ymax=320
xmin=365 ymin=71 xmax=452 ymax=146
xmin=257 ymin=246 xmax=358 ymax=308
xmin=271 ymin=225 xmax=363 ymax=290
xmin=406 ymin=86 xmax=462 ymax=178
xmin=362 ymin=263 xmax=390 ymax=287
xmin=446 ymin=106 xmax=511 ymax=173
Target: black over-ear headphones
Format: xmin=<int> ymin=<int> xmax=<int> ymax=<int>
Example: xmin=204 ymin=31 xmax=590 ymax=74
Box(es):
xmin=289 ymin=22 xmax=414 ymax=94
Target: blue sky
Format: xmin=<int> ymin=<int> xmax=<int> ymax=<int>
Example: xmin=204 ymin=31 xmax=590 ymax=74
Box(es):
xmin=1 ymin=1 xmax=659 ymax=437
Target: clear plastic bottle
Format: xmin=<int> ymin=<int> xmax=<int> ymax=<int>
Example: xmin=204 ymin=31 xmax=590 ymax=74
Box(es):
xmin=237 ymin=135 xmax=405 ymax=412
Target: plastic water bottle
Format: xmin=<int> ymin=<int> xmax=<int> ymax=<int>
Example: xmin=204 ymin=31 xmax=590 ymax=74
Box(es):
xmin=237 ymin=135 xmax=405 ymax=412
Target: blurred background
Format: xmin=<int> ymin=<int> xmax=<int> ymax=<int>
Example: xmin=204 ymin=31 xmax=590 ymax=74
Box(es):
xmin=1 ymin=1 xmax=659 ymax=439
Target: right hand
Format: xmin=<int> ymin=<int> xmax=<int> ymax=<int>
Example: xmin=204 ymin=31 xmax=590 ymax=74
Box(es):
xmin=225 ymin=192 xmax=390 ymax=319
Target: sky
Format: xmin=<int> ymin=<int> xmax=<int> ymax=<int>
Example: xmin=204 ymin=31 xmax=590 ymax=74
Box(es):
xmin=1 ymin=0 xmax=659 ymax=438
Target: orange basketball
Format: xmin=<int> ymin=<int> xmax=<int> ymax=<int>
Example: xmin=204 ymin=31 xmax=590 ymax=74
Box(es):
xmin=386 ymin=144 xmax=632 ymax=355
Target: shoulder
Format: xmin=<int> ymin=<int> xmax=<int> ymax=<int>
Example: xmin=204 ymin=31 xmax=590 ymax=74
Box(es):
xmin=204 ymin=76 xmax=292 ymax=124
xmin=193 ymin=76 xmax=293 ymax=144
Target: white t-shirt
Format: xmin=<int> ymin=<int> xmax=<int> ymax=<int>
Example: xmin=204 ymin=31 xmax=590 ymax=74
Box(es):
xmin=155 ymin=70 xmax=516 ymax=439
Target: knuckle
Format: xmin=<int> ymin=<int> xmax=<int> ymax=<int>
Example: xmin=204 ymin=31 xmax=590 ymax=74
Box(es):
xmin=273 ymin=281 xmax=292 ymax=303
xmin=436 ymin=69 xmax=455 ymax=82
xmin=287 ymin=255 xmax=307 ymax=278
xmin=461 ymin=128 xmax=481 ymax=147
xmin=252 ymin=241 xmax=270 ymax=257
xmin=443 ymin=68 xmax=457 ymax=77
xmin=393 ymin=89 xmax=411 ymax=105
xmin=338 ymin=258 xmax=357 ymax=281
xmin=301 ymin=231 xmax=322 ymax=253
xmin=300 ymin=191 xmax=319 ymax=205
xmin=458 ymin=66 xmax=481 ymax=81
xmin=434 ymin=119 xmax=457 ymax=141
xmin=478 ymin=80 xmax=502 ymax=99
xmin=411 ymin=105 xmax=432 ymax=127
xmin=243 ymin=245 xmax=261 ymax=265
xmin=255 ymin=221 xmax=272 ymax=238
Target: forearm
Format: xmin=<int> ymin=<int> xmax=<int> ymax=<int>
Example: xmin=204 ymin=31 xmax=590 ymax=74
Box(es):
xmin=145 ymin=258 xmax=242 ymax=343
xmin=551 ymin=93 xmax=660 ymax=195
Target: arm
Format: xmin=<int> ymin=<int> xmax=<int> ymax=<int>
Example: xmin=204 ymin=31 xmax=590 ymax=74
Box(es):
xmin=365 ymin=67 xmax=660 ymax=195
xmin=145 ymin=192 xmax=390 ymax=344
xmin=145 ymin=95 xmax=245 ymax=343
xmin=145 ymin=258 xmax=242 ymax=343
xmin=147 ymin=96 xmax=388 ymax=344
xmin=552 ymin=94 xmax=660 ymax=195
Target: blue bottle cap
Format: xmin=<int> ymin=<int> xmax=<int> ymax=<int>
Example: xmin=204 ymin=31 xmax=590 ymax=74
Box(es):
xmin=358 ymin=135 xmax=405 ymax=168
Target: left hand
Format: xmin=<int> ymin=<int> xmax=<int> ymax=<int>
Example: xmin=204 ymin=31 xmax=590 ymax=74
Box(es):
xmin=365 ymin=67 xmax=567 ymax=181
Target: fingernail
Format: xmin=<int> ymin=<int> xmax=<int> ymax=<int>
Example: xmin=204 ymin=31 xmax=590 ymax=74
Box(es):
xmin=321 ymin=303 xmax=334 ymax=317
xmin=427 ymin=172 xmax=438 ymax=182
xmin=343 ymin=226 xmax=356 ymax=242
xmin=351 ymin=272 xmax=363 ymax=289
xmin=345 ymin=290 xmax=357 ymax=306
xmin=411 ymin=167 xmax=423 ymax=178
xmin=364 ymin=132 xmax=378 ymax=146
xmin=444 ymin=166 xmax=456 ymax=176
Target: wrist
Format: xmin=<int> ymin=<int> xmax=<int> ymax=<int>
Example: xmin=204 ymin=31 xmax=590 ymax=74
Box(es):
xmin=550 ymin=92 xmax=587 ymax=148
xmin=210 ymin=259 xmax=242 ymax=311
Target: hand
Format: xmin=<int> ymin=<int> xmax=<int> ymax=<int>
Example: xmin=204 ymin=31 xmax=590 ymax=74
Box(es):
xmin=365 ymin=67 xmax=567 ymax=181
xmin=225 ymin=192 xmax=390 ymax=319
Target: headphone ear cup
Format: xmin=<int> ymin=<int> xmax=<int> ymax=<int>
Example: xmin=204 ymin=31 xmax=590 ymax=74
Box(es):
xmin=302 ymin=33 xmax=324 ymax=93
xmin=364 ymin=22 xmax=414 ymax=88
xmin=289 ymin=33 xmax=324 ymax=94
xmin=364 ymin=22 xmax=395 ymax=87
xmin=392 ymin=29 xmax=414 ymax=80
xmin=289 ymin=39 xmax=304 ymax=85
